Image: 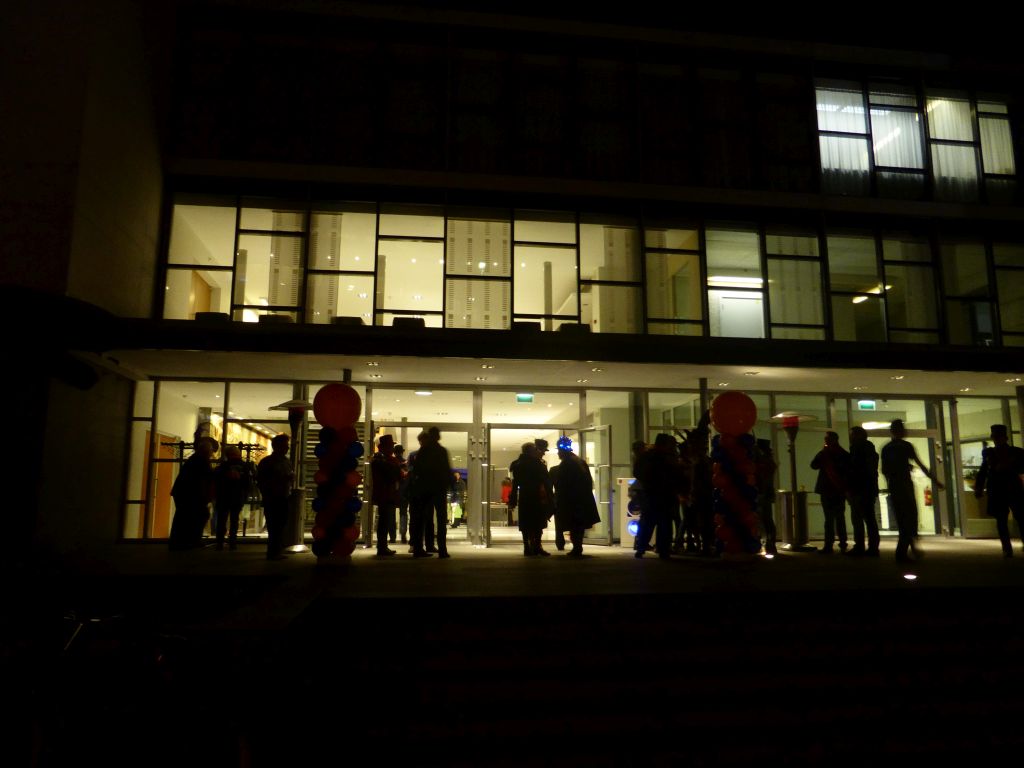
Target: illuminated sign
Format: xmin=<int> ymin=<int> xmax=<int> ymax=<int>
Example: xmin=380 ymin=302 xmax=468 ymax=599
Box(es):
xmin=857 ymin=400 xmax=876 ymax=411
xmin=516 ymin=393 xmax=534 ymax=403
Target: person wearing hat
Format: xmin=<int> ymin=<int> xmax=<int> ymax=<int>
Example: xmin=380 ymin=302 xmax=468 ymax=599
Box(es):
xmin=370 ymin=434 xmax=401 ymax=557
xmin=550 ymin=436 xmax=601 ymax=557
xmin=974 ymin=424 xmax=1024 ymax=557
xmin=881 ymin=419 xmax=943 ymax=563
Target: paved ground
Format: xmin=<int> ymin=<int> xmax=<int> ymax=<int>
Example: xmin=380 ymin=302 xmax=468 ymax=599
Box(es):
xmin=7 ymin=536 xmax=1024 ymax=766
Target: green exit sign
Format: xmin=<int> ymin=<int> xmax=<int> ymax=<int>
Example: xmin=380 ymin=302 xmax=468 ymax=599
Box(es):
xmin=516 ymin=393 xmax=534 ymax=403
xmin=857 ymin=400 xmax=876 ymax=411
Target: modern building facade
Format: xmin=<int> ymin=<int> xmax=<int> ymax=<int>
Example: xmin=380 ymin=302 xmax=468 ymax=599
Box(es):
xmin=6 ymin=0 xmax=1023 ymax=555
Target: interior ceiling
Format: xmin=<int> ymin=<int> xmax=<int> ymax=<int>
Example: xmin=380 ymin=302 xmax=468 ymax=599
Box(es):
xmin=108 ymin=349 xmax=1023 ymax=400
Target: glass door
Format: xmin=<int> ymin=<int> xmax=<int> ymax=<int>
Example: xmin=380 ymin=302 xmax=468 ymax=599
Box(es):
xmin=579 ymin=425 xmax=614 ymax=545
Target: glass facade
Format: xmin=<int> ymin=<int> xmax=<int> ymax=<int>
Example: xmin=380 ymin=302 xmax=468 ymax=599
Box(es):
xmin=816 ymin=82 xmax=1015 ymax=202
xmin=161 ymin=196 xmax=1024 ymax=347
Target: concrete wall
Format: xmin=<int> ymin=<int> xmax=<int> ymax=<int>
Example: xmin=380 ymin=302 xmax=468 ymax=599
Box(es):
xmin=66 ymin=1 xmax=163 ymax=317
xmin=35 ymin=368 xmax=133 ymax=553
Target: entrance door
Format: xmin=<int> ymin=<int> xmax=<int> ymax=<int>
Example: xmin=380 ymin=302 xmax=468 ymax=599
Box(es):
xmin=579 ymin=425 xmax=614 ymax=545
xmin=370 ymin=422 xmax=474 ymax=549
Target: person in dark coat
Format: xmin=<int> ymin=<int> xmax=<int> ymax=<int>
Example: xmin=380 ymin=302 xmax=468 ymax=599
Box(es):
xmin=508 ymin=442 xmax=553 ymax=556
xmin=811 ymin=431 xmax=851 ymax=554
xmin=394 ymin=444 xmax=410 ymax=545
xmin=213 ymin=444 xmax=251 ymax=551
xmin=370 ymin=434 xmax=401 ymax=557
xmin=409 ymin=426 xmax=453 ymax=558
xmin=634 ymin=433 xmax=682 ymax=560
xmin=550 ymin=439 xmax=601 ymax=557
xmin=881 ymin=419 xmax=943 ymax=563
xmin=169 ymin=436 xmax=218 ymax=551
xmin=257 ymin=434 xmax=294 ymax=561
xmin=846 ymin=426 xmax=880 ymax=557
xmin=974 ymin=424 xmax=1024 ymax=558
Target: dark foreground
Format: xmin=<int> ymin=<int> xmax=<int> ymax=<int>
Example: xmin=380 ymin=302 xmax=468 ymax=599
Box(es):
xmin=5 ymin=538 xmax=1024 ymax=766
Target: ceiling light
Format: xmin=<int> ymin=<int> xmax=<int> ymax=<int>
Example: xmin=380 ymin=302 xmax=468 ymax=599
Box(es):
xmin=903 ymin=574 xmax=917 ymax=581
xmin=707 ymin=275 xmax=764 ymax=287
xmin=576 ymin=379 xmax=588 ymax=383
xmin=1005 ymin=377 xmax=1022 ymax=383
xmin=718 ymin=382 xmax=730 ymax=387
xmin=369 ymin=374 xmax=382 ymax=379
xmin=215 ymin=395 xmax=221 ymax=398
xmin=853 ymin=386 xmax=866 ymax=391
xmin=481 ymin=364 xmax=494 ymax=369
xmin=744 ymin=371 xmax=759 ymax=376
xmin=851 ymin=296 xmax=868 ymax=304
xmin=959 ymin=387 xmax=971 ymax=392
xmin=591 ymin=367 xmax=603 ymax=372
xmin=367 ymin=362 xmax=379 ymax=366
xmin=475 ymin=377 xmax=487 ymax=381
xmin=415 ymin=390 xmax=432 ymax=396
xmin=891 ymin=375 xmax=905 ymax=381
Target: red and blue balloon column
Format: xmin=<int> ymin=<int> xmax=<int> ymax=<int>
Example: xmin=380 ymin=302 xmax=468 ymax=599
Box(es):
xmin=310 ymin=383 xmax=364 ymax=561
xmin=709 ymin=391 xmax=762 ymax=556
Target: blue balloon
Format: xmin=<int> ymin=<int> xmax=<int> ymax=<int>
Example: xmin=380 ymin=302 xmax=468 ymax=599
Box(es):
xmin=345 ymin=497 xmax=362 ymax=514
xmin=318 ymin=427 xmax=337 ymax=444
xmin=348 ymin=441 xmax=364 ymax=458
xmin=314 ymin=443 xmax=328 ymax=458
xmin=311 ymin=497 xmax=325 ymax=512
xmin=340 ymin=455 xmax=357 ymax=473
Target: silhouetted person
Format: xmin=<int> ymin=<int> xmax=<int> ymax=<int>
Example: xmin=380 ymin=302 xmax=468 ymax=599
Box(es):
xmin=510 ymin=438 xmax=552 ymax=554
xmin=213 ymin=445 xmax=250 ymax=551
xmin=974 ymin=424 xmax=1024 ymax=558
xmin=687 ymin=422 xmax=715 ymax=557
xmin=410 ymin=426 xmax=453 ymax=558
xmin=753 ymin=438 xmax=778 ymax=556
xmin=635 ymin=433 xmax=682 ymax=560
xmin=370 ymin=434 xmax=400 ymax=557
xmin=881 ymin=419 xmax=943 ymax=563
xmin=550 ymin=442 xmax=601 ymax=557
xmin=407 ymin=433 xmax=432 ymax=557
xmin=847 ymin=426 xmax=880 ymax=557
xmin=509 ymin=442 xmax=553 ymax=556
xmin=811 ymin=431 xmax=850 ymax=554
xmin=169 ymin=436 xmax=217 ymax=551
xmin=257 ymin=434 xmax=293 ymax=560
xmin=394 ymin=444 xmax=409 ymax=545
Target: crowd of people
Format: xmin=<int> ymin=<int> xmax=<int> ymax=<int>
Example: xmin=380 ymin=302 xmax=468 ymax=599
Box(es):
xmin=168 ymin=417 xmax=1024 ymax=563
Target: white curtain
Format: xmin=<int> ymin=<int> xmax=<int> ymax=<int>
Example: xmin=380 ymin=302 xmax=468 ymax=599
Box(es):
xmin=926 ymin=96 xmax=974 ymax=141
xmin=816 ymin=87 xmax=867 ymax=133
xmin=980 ymin=117 xmax=1016 ymax=175
xmin=819 ymin=136 xmax=869 ymax=194
xmin=871 ymin=109 xmax=924 ymax=168
xmin=931 ymin=145 xmax=979 ymax=200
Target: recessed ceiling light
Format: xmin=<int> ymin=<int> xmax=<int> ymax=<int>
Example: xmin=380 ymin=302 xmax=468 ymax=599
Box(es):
xmin=744 ymin=371 xmax=759 ymax=376
xmin=591 ymin=367 xmax=603 ymax=372
xmin=1005 ymin=377 xmax=1022 ymax=383
xmin=475 ymin=377 xmax=487 ymax=381
xmin=718 ymin=382 xmax=730 ymax=387
xmin=959 ymin=387 xmax=971 ymax=392
xmin=369 ymin=374 xmax=382 ymax=379
xmin=852 ymin=386 xmax=866 ymax=391
xmin=576 ymin=379 xmax=588 ymax=383
xmin=481 ymin=364 xmax=494 ymax=369
xmin=415 ymin=390 xmax=432 ymax=396
xmin=891 ymin=375 xmax=905 ymax=381
xmin=367 ymin=362 xmax=379 ymax=367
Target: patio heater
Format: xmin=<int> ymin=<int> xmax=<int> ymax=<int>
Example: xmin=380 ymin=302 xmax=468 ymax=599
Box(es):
xmin=770 ymin=411 xmax=816 ymax=552
xmin=270 ymin=393 xmax=314 ymax=553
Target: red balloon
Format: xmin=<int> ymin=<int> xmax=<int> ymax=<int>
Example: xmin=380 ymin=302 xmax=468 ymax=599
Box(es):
xmin=314 ymin=470 xmax=328 ymax=484
xmin=710 ymin=391 xmax=758 ymax=437
xmin=311 ymin=525 xmax=326 ymax=540
xmin=313 ymin=384 xmax=362 ymax=430
xmin=345 ymin=470 xmax=362 ymax=489
xmin=342 ymin=525 xmax=360 ymax=542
